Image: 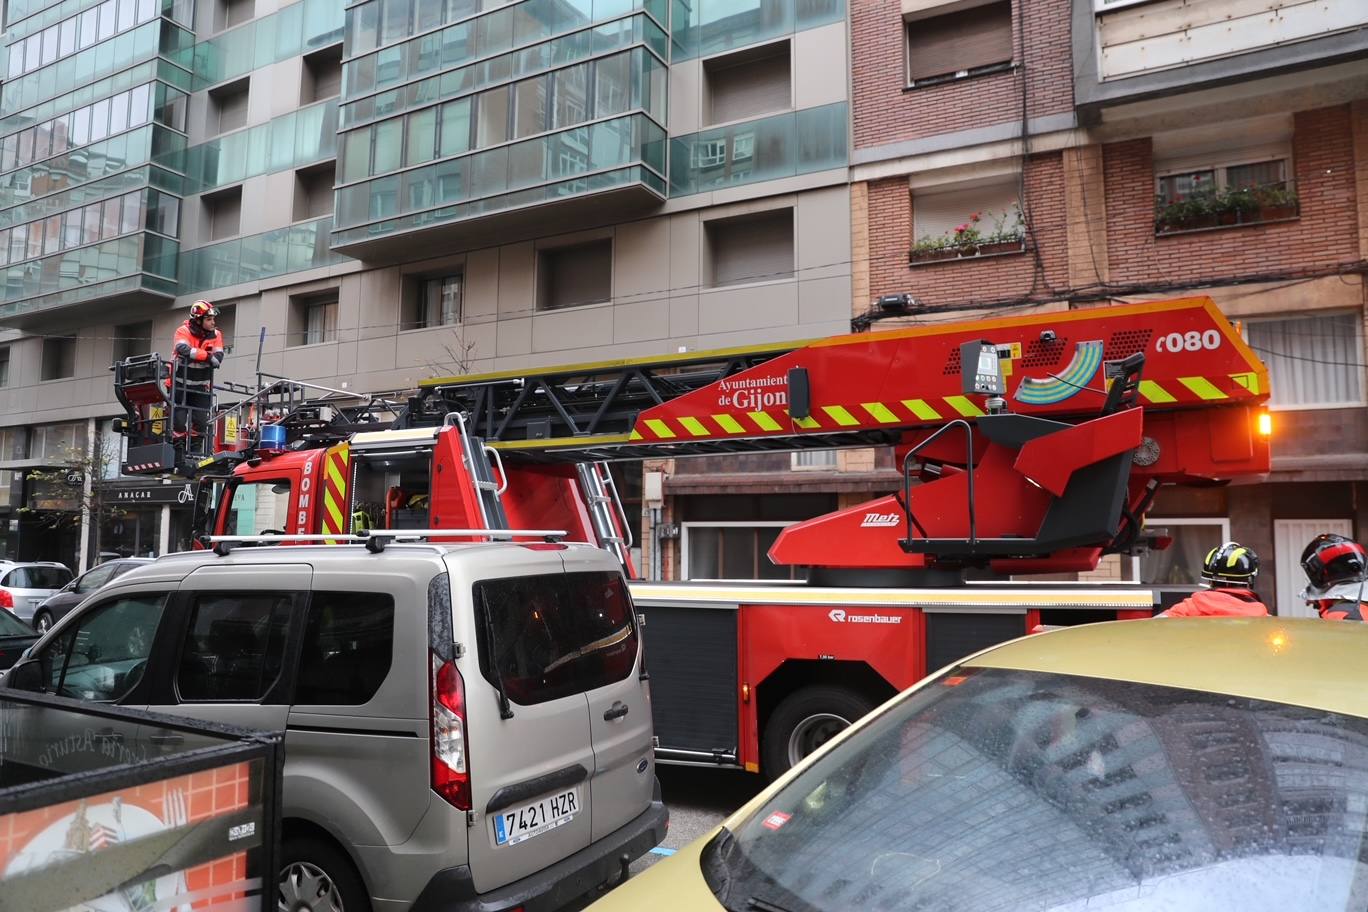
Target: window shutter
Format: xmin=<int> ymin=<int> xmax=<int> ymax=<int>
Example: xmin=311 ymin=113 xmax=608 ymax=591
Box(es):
xmin=708 ymin=209 xmax=794 ymax=287
xmin=906 ymin=2 xmax=1012 ymax=82
xmin=705 ymin=45 xmax=792 ymax=125
xmin=1247 ymin=314 xmax=1363 ymax=408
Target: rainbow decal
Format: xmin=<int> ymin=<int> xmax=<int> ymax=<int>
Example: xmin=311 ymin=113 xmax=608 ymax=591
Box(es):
xmin=1014 ymin=340 xmax=1105 ymax=405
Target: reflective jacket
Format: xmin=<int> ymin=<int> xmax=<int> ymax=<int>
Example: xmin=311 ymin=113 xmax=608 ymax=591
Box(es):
xmin=173 ymin=320 xmax=225 ymax=367
xmin=1317 ymin=600 xmax=1367 ymax=621
xmin=1162 ymin=588 xmax=1269 ymax=618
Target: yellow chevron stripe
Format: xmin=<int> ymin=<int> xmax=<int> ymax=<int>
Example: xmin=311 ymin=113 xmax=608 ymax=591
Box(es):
xmin=678 ymin=416 xmax=710 ymax=437
xmin=323 ymin=495 xmax=345 ymax=534
xmin=713 ymin=414 xmax=746 ymax=434
xmin=1138 ymin=380 xmax=1176 ymax=404
xmin=862 ymin=402 xmax=899 ymax=424
xmin=1179 ymin=376 xmax=1228 ymax=401
xmin=326 ymin=456 xmax=347 ymax=492
xmin=645 ymin=419 xmax=677 ymax=439
xmin=822 ymin=405 xmax=860 ymax=427
xmin=786 ymin=411 xmax=821 ymax=430
xmin=901 ymin=399 xmax=942 ymax=421
xmin=630 ymin=429 xmax=643 ymax=440
xmin=1229 ymin=371 xmax=1260 ymax=395
xmin=750 ymin=411 xmax=782 ymax=432
xmin=945 ymin=396 xmax=985 ymax=417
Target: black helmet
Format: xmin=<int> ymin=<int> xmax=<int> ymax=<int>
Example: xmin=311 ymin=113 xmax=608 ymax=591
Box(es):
xmin=1301 ymin=533 xmax=1368 ymax=591
xmin=1200 ymin=541 xmax=1259 ymax=587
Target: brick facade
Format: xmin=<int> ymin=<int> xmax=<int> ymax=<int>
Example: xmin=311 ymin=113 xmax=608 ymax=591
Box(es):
xmin=866 ymin=152 xmax=1070 ymax=307
xmin=852 ymin=0 xmax=1073 ymax=151
xmin=1104 ymin=106 xmax=1361 ymax=284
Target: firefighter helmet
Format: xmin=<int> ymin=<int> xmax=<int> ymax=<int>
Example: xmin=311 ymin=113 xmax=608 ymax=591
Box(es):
xmin=1200 ymin=542 xmax=1259 ymax=587
xmin=1301 ymin=534 xmax=1368 ymax=592
xmin=189 ymin=300 xmax=219 ymax=320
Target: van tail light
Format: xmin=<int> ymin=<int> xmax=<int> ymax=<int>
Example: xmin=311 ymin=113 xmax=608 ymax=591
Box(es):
xmin=430 ymin=652 xmax=471 ymax=810
xmin=0 ymin=590 xmax=12 ymax=611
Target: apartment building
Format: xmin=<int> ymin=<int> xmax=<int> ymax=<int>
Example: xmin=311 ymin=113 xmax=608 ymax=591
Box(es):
xmin=850 ymin=0 xmax=1368 ymax=612
xmin=0 ymin=0 xmax=855 ymax=569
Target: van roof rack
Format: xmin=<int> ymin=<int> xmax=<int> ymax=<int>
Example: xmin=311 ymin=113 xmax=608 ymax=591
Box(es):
xmin=205 ymin=528 xmax=569 ymax=556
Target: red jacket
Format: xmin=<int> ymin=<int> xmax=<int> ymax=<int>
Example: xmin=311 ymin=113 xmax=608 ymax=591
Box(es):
xmin=173 ymin=321 xmax=225 ymax=365
xmin=1163 ymin=588 xmax=1269 ymax=618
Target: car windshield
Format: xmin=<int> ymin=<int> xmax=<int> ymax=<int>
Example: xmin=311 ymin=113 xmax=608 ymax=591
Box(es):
xmin=703 ymin=668 xmax=1368 ymax=912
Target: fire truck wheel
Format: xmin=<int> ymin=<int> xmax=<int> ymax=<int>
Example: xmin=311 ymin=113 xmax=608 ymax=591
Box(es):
xmin=763 ymin=686 xmax=876 ymax=780
xmin=279 ymin=835 xmax=371 ymax=912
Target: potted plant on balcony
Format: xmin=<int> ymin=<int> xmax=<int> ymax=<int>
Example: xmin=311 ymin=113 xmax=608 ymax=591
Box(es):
xmin=909 ymin=235 xmax=960 ymax=264
xmin=1218 ymin=186 xmax=1262 ymax=225
xmin=951 ymin=212 xmax=983 ymax=257
xmin=1254 ymin=184 xmax=1299 ymax=221
xmin=978 ymin=206 xmax=1026 ymax=255
xmin=1155 ymin=192 xmax=1215 ymax=234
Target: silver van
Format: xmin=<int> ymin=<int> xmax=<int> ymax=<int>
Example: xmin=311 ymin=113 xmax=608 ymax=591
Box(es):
xmin=3 ymin=538 xmax=667 ymax=912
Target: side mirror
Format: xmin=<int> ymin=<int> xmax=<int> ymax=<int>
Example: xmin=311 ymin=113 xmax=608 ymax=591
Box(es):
xmin=6 ymin=659 xmax=44 ymax=693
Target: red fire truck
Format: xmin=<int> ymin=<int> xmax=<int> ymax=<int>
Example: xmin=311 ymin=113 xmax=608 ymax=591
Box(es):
xmin=114 ymin=296 xmax=1271 ymax=777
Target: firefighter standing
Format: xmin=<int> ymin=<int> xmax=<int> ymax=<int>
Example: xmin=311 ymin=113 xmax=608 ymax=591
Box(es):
xmin=171 ymin=300 xmax=226 ymax=439
xmin=1160 ymin=542 xmax=1269 ymax=617
xmin=1299 ymin=533 xmax=1368 ymax=621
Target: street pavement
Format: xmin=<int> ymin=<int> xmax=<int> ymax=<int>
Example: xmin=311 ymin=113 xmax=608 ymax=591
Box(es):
xmin=558 ymin=765 xmax=764 ymax=910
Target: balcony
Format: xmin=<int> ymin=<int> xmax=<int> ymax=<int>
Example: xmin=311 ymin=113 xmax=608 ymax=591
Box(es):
xmin=331 ymin=113 xmax=667 ymax=261
xmin=1072 ymin=0 xmax=1368 ymax=123
xmin=1154 ymin=181 xmax=1299 ymax=237
xmin=669 ymin=102 xmax=847 ymax=196
xmin=0 ymin=232 xmax=178 ymax=329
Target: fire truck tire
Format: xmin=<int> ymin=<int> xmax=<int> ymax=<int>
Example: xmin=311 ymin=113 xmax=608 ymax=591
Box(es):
xmin=279 ymin=835 xmax=371 ymax=912
xmin=763 ymin=686 xmax=876 ymax=780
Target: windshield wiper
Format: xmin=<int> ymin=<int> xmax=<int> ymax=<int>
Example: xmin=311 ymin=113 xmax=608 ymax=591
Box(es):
xmin=746 ymin=898 xmax=795 ymax=912
xmin=478 ymin=589 xmax=514 ymax=720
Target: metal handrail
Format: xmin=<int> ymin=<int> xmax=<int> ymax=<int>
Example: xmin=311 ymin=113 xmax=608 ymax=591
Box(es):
xmin=206 ymin=528 xmax=570 ymax=555
xmin=900 ymin=419 xmax=976 ymax=550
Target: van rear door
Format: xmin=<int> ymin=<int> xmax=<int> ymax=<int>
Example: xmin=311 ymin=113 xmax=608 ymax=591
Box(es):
xmin=449 ymin=550 xmax=595 ymax=895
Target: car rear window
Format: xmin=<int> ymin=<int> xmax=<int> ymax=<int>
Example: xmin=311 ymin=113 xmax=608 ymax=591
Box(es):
xmin=473 ymin=571 xmax=637 ymax=706
xmin=295 ymin=591 xmax=395 ymax=705
xmin=0 ymin=609 xmax=32 ymax=637
xmin=3 ymin=567 xmax=71 ymax=589
xmin=704 ymin=668 xmax=1368 ymax=912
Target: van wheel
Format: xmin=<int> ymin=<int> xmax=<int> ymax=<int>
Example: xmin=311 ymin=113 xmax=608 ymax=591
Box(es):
xmin=279 ymin=836 xmax=370 ymax=912
xmin=763 ymin=686 xmax=875 ymax=781
xmin=33 ymin=611 xmax=53 ymax=634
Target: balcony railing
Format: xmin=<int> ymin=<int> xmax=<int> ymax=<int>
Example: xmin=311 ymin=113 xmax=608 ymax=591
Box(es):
xmin=1154 ymin=181 xmax=1300 ymax=236
xmin=908 ymin=232 xmax=1026 ymax=266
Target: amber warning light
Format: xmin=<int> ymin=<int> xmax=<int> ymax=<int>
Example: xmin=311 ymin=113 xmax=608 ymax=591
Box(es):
xmin=1257 ymin=410 xmax=1273 ymax=437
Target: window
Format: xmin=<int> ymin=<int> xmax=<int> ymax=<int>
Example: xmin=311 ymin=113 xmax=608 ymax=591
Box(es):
xmin=73 ymin=562 xmax=119 ymax=594
xmin=216 ymin=0 xmax=254 ymax=31
xmin=0 ymin=428 xmax=26 ymax=460
xmin=221 ymin=479 xmax=292 ymax=535
xmin=0 ymin=347 xmax=8 ymax=387
xmin=905 ymin=1 xmax=1012 ymax=86
xmin=2 ymin=566 xmax=73 ymax=588
xmin=176 ymin=592 xmax=293 ymax=701
xmin=1154 ymin=157 xmax=1294 ymax=234
xmin=209 ymin=78 xmax=250 ymax=134
xmin=1245 ymin=313 xmax=1364 ymax=410
xmin=792 ymin=450 xmax=838 ymax=469
xmin=205 ymin=186 xmax=242 ymax=240
xmin=37 ymin=594 xmax=166 ymax=701
xmin=473 ymin=571 xmax=638 ymax=706
xmin=704 ymin=41 xmax=791 ymax=126
xmin=113 ymin=320 xmax=152 ymax=363
xmin=404 ymin=273 xmax=462 ymax=329
xmin=302 ymin=45 xmax=343 ymax=104
xmin=289 ymin=292 xmax=339 ymax=346
xmin=41 ymin=337 xmax=75 ymax=380
xmin=30 ymin=422 xmax=86 ymax=460
xmin=1136 ymin=518 xmax=1228 ymax=586
xmin=293 ymin=163 xmax=336 ymax=220
xmin=684 ymin=523 xmax=801 ymax=580
xmin=295 ymin=592 xmax=395 ymax=705
xmin=537 ymin=239 xmax=611 ymax=311
xmin=706 ymin=208 xmax=794 ymax=287
xmin=912 ymin=178 xmax=1023 ymax=255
